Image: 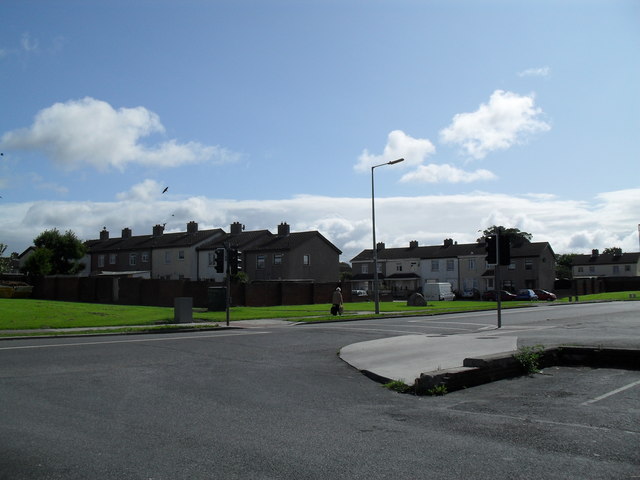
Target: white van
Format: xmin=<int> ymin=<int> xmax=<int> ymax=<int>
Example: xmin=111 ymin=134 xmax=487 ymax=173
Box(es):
xmin=423 ymin=282 xmax=455 ymax=301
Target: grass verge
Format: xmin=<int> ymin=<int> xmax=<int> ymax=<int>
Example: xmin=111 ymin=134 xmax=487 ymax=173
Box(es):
xmin=1 ymin=291 xmax=637 ymax=334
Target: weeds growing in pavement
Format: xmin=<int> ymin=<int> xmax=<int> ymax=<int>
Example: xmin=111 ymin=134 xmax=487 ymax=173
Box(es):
xmin=426 ymin=384 xmax=448 ymax=396
xmin=383 ymin=380 xmax=412 ymax=394
xmin=514 ymin=345 xmax=545 ymax=374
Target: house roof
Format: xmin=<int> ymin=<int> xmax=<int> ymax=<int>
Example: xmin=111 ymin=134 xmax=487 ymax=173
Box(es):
xmin=150 ymin=229 xmax=225 ymax=248
xmin=572 ymin=252 xmax=640 ymax=266
xmin=87 ymin=229 xmax=224 ymax=253
xmin=197 ymin=230 xmax=273 ymax=251
xmin=350 ymin=240 xmax=554 ymax=262
xmin=87 ymin=224 xmax=343 ymax=256
xmin=252 ymin=231 xmax=342 ymax=255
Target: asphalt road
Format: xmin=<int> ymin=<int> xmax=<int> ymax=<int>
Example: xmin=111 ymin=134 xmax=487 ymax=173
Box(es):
xmin=1 ymin=302 xmax=638 ymax=479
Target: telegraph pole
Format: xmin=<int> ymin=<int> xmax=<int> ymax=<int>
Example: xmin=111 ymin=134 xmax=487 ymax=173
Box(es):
xmin=495 ymin=228 xmax=502 ymax=329
xmin=224 ymin=242 xmax=230 ymax=326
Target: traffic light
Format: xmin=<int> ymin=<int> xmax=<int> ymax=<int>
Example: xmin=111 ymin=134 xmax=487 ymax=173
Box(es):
xmin=214 ymin=248 xmax=225 ymax=273
xmin=485 ymin=235 xmax=511 ymax=265
xmin=229 ymin=249 xmax=242 ymax=275
xmin=485 ymin=235 xmax=497 ymax=264
xmin=498 ymin=235 xmax=511 ymax=266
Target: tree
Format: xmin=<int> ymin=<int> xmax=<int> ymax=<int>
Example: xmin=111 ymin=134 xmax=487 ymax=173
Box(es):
xmin=21 ymin=229 xmax=86 ymax=277
xmin=482 ymin=226 xmax=533 ymax=243
xmin=602 ymin=247 xmax=623 ymax=255
xmin=0 ymin=243 xmax=9 ymax=273
xmin=556 ymin=253 xmax=578 ymax=280
xmin=0 ymin=245 xmax=19 ymax=274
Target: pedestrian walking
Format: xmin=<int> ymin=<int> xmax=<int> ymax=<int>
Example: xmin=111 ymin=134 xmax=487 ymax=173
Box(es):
xmin=331 ymin=287 xmax=343 ymax=316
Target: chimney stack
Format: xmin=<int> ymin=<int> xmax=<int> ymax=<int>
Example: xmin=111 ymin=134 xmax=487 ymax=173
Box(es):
xmin=230 ymin=221 xmax=243 ymax=235
xmin=592 ymin=249 xmax=599 ymax=257
xmin=187 ymin=221 xmax=198 ymax=234
xmin=122 ymin=227 xmax=132 ymax=238
xmin=278 ymin=222 xmax=290 ymax=236
xmin=153 ymin=224 xmax=164 ymax=237
xmin=100 ymin=228 xmax=109 ymax=240
xmin=376 ymin=242 xmax=385 ymax=251
xmin=409 ymin=240 xmax=418 ymax=249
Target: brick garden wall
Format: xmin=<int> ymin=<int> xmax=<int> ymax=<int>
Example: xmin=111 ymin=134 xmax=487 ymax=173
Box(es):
xmin=24 ymin=276 xmax=350 ymax=308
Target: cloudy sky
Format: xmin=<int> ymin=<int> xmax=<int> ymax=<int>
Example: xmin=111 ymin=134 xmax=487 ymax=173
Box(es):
xmin=1 ymin=0 xmax=639 ymax=263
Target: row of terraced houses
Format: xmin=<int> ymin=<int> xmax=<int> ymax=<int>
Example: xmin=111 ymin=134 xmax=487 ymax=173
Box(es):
xmin=63 ymin=221 xmax=640 ymax=299
xmin=84 ymin=221 xmax=342 ymax=284
xmin=80 ymin=221 xmax=563 ymax=297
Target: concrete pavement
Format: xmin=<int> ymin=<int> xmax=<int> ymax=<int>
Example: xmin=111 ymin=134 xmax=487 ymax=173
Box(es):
xmin=339 ymin=333 xmax=518 ymax=386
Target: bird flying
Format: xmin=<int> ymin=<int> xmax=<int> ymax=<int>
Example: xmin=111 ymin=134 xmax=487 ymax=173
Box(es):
xmin=162 ymin=186 xmax=168 ymax=194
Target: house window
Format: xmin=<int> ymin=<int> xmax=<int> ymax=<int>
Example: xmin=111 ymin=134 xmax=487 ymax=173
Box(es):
xmin=129 ymin=253 xmax=137 ymax=266
xmin=625 ymin=265 xmax=631 ymax=272
xmin=165 ymin=251 xmax=171 ymax=264
xmin=396 ymin=263 xmax=402 ymax=272
xmin=508 ymin=262 xmax=516 ymax=270
xmin=303 ymin=254 xmax=310 ymax=266
xmin=141 ymin=252 xmax=149 ymax=263
xmin=257 ymin=255 xmax=265 ymax=269
xmin=431 ymin=260 xmax=439 ymax=272
xmin=362 ymin=264 xmax=368 ymax=274
xmin=98 ymin=255 xmax=105 ymax=268
xmin=274 ymin=253 xmax=283 ymax=265
xmin=109 ymin=254 xmax=116 ymax=265
xmin=446 ymin=259 xmax=454 ymax=271
xmin=525 ymin=259 xmax=533 ymax=270
xmin=468 ymin=259 xmax=476 ymax=270
xmin=578 ymin=267 xmax=584 ymax=273
xmin=178 ymin=250 xmax=185 ymax=261
xmin=613 ymin=265 xmax=620 ymax=274
xmin=589 ymin=266 xmax=595 ymax=273
xmin=208 ymin=252 xmax=215 ymax=266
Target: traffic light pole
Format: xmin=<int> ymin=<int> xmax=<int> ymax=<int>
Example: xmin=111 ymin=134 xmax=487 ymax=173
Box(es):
xmin=495 ymin=229 xmax=502 ymax=329
xmin=224 ymin=242 xmax=230 ymax=326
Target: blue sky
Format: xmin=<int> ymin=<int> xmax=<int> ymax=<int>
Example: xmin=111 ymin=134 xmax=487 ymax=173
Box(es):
xmin=1 ymin=0 xmax=639 ymax=262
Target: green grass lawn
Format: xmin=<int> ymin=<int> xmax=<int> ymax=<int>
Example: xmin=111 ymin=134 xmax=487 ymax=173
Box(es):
xmin=0 ymin=291 xmax=637 ymax=333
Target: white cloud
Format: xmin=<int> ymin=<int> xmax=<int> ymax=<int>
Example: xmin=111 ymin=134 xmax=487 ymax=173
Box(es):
xmin=3 ymin=188 xmax=639 ymax=263
xmin=518 ymin=66 xmax=551 ymax=77
xmin=399 ymin=164 xmax=497 ymax=183
xmin=116 ymin=179 xmax=165 ymax=201
xmin=355 ymin=130 xmax=435 ymax=172
xmin=21 ymin=33 xmax=39 ymax=53
xmin=439 ymin=90 xmax=551 ymax=159
xmin=0 ymin=97 xmax=240 ymax=171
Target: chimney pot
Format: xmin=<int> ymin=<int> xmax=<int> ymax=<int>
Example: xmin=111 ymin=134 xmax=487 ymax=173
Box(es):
xmin=230 ymin=222 xmax=243 ymax=235
xmin=153 ymin=224 xmax=164 ymax=237
xmin=278 ymin=222 xmax=290 ymax=236
xmin=187 ymin=221 xmax=198 ymax=233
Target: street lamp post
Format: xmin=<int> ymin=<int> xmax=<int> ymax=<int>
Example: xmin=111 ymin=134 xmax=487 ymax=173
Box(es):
xmin=371 ymin=158 xmax=404 ymax=314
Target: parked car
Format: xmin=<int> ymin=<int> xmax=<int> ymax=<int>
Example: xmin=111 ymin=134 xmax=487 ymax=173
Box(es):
xmin=534 ymin=289 xmax=557 ymax=301
xmin=458 ymin=288 xmax=480 ymax=300
xmin=351 ymin=289 xmax=368 ymax=297
xmin=482 ymin=290 xmax=517 ymax=301
xmin=515 ymin=289 xmax=539 ymax=301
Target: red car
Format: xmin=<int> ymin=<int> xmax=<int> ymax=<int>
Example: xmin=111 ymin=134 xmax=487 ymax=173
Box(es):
xmin=482 ymin=290 xmax=517 ymax=301
xmin=534 ymin=289 xmax=557 ymax=301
